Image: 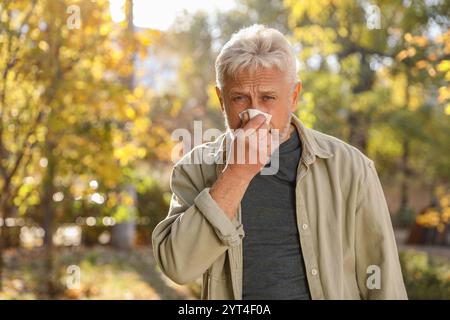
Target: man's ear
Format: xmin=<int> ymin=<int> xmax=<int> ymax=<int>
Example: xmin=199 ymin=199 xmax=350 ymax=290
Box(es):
xmin=290 ymin=81 xmax=302 ymax=112
xmin=215 ymin=86 xmax=225 ymax=112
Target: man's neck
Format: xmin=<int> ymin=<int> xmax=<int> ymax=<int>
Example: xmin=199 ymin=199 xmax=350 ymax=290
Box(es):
xmin=280 ymin=123 xmax=295 ymax=144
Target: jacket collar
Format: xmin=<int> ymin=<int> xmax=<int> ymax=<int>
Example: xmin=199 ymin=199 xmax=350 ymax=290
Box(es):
xmin=290 ymin=113 xmax=334 ymax=164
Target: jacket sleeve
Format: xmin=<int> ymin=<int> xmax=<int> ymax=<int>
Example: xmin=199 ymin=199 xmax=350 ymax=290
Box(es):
xmin=355 ymin=160 xmax=408 ymax=300
xmin=151 ymin=164 xmax=245 ymax=284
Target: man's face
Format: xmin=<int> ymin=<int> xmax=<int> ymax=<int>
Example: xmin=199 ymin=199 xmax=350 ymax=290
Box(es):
xmin=216 ymin=67 xmax=301 ymax=139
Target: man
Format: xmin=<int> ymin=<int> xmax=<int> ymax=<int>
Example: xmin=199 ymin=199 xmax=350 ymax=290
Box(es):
xmin=152 ymin=24 xmax=407 ymax=300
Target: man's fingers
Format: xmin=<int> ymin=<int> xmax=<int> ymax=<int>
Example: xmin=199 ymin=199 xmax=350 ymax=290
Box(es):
xmin=256 ymin=122 xmax=270 ymax=141
xmin=243 ymin=114 xmax=266 ymax=131
xmin=240 ymin=116 xmax=269 ymax=139
xmin=241 ymin=111 xmax=250 ymax=127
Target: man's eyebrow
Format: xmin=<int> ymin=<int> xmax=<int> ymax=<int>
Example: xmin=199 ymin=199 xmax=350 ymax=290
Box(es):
xmin=229 ymin=90 xmax=278 ymax=95
xmin=229 ymin=90 xmax=245 ymax=95
xmin=260 ymin=90 xmax=278 ymax=95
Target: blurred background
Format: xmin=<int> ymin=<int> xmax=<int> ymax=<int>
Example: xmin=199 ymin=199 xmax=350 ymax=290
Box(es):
xmin=0 ymin=0 xmax=449 ymax=300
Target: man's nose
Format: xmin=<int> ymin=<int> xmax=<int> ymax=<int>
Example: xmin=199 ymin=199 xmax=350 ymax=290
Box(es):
xmin=251 ymin=102 xmax=269 ymax=113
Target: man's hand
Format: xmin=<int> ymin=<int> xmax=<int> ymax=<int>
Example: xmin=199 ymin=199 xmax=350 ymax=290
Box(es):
xmin=209 ymin=111 xmax=277 ymax=220
xmin=226 ymin=112 xmax=274 ymax=180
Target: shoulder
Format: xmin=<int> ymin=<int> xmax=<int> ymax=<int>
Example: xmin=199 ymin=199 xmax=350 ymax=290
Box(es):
xmin=307 ymin=127 xmax=375 ymax=182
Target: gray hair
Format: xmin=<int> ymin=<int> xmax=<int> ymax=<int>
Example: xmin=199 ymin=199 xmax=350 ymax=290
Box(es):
xmin=215 ymin=24 xmax=299 ymax=90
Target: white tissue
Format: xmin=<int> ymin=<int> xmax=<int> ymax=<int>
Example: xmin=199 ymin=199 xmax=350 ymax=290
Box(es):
xmin=238 ymin=108 xmax=272 ymax=124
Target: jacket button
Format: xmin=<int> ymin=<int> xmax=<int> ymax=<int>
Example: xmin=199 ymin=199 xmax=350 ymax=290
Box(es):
xmin=302 ymin=224 xmax=308 ymax=230
xmin=311 ymin=269 xmax=318 ymax=276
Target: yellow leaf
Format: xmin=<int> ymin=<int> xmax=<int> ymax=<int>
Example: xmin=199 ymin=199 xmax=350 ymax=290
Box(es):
xmin=404 ymin=33 xmax=413 ymax=42
xmin=38 ymin=41 xmax=49 ymax=52
xmin=445 ymin=103 xmax=450 ymax=116
xmin=437 ymin=60 xmax=450 ymax=72
xmin=100 ymin=24 xmax=111 ymax=36
xmin=125 ymin=106 xmax=136 ymax=119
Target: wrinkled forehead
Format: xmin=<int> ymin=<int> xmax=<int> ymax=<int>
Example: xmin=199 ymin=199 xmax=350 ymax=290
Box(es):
xmin=223 ymin=66 xmax=289 ymax=93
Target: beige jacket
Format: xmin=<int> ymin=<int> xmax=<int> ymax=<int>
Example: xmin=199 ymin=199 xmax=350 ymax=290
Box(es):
xmin=152 ymin=114 xmax=408 ymax=300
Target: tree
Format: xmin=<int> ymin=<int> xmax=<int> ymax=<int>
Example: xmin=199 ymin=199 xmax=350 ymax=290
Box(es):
xmin=0 ymin=0 xmax=164 ymax=292
xmin=285 ymin=0 xmax=450 ymax=217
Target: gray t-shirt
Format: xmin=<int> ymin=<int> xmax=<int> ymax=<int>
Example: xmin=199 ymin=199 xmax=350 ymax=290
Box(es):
xmin=241 ymin=129 xmax=311 ymax=300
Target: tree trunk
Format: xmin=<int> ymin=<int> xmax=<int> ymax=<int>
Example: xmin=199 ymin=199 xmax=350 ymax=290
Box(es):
xmin=0 ymin=204 xmax=6 ymax=290
xmin=399 ymin=70 xmax=412 ymax=215
xmin=0 ymin=195 xmax=12 ymax=290
xmin=41 ymin=139 xmax=57 ymax=297
xmin=348 ymin=111 xmax=368 ymax=152
xmin=399 ymin=139 xmax=410 ymax=213
xmin=111 ymin=0 xmax=137 ymax=250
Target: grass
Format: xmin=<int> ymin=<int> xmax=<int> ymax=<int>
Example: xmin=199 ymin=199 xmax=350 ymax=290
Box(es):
xmin=0 ymin=246 xmax=195 ymax=300
xmin=1 ymin=246 xmax=449 ymax=299
xmin=400 ymin=250 xmax=450 ymax=299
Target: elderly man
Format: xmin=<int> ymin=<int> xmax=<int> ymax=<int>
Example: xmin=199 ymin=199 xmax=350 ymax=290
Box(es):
xmin=152 ymin=24 xmax=407 ymax=300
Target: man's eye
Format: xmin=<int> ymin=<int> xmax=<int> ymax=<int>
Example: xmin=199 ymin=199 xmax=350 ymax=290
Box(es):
xmin=263 ymin=96 xmax=275 ymax=101
xmin=232 ymin=96 xmax=243 ymax=102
